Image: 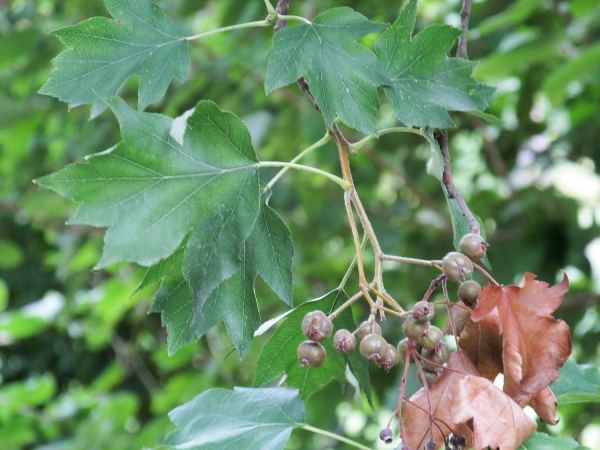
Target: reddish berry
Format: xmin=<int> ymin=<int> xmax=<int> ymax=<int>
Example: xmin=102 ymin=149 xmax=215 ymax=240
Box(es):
xmin=333 ymin=329 xmax=356 ymax=354
xmin=412 ymin=301 xmax=434 ymax=322
xmin=359 ymin=334 xmax=388 ymax=361
xmin=459 ymin=233 xmax=489 ymax=260
xmin=301 ymin=310 xmax=333 ymax=342
xmin=297 ymin=340 xmax=326 ymax=367
xmin=458 ymin=280 xmax=481 ymax=308
xmin=356 ymin=320 xmax=382 ymax=341
xmin=442 ymin=252 xmax=473 ymax=281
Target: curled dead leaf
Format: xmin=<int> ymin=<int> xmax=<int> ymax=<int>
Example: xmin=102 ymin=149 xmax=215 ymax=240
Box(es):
xmin=529 ymin=387 xmax=558 ymax=425
xmin=471 ymin=273 xmax=571 ymax=405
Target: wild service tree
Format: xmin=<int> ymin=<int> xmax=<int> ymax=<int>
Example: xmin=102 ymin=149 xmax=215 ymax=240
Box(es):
xmin=35 ymin=0 xmax=590 ymax=448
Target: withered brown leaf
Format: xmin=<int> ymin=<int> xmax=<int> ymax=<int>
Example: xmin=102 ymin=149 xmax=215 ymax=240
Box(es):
xmin=471 ymin=273 xmax=571 ymax=405
xmin=452 ymin=374 xmax=537 ymax=450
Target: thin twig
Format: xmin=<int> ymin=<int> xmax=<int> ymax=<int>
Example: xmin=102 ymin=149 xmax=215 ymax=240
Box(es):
xmin=457 ymin=0 xmax=473 ymax=59
xmin=422 ymin=273 xmax=447 ymax=302
xmin=434 ymin=130 xmax=480 ymax=235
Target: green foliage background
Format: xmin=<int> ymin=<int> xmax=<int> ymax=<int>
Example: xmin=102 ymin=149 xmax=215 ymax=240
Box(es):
xmin=1 ymin=0 xmax=599 ymax=448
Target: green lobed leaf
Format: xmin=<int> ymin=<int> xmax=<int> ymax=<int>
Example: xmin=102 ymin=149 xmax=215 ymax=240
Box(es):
xmin=163 ymin=387 xmax=305 ymax=450
xmin=254 ymin=290 xmax=372 ymax=403
xmin=265 ymin=7 xmax=389 ymax=135
xmin=39 ymin=0 xmax=190 ymax=118
xmin=517 ymin=431 xmax=588 ymax=450
xmin=375 ymin=0 xmax=494 ymax=128
xmin=36 ymin=99 xmax=287 ymax=354
xmin=550 ymin=359 xmax=600 ymax=404
xmin=143 ymin=196 xmax=293 ymax=356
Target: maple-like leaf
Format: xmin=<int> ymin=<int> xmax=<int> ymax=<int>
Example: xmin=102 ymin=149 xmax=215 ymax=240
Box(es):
xmin=254 ymin=290 xmax=371 ymax=402
xmin=139 ymin=196 xmax=294 ymax=356
xmin=471 ymin=272 xmax=571 ymax=405
xmin=375 ymin=0 xmax=494 ymax=128
xmin=39 ymin=0 xmax=190 ymax=118
xmin=36 ymin=99 xmax=300 ymax=355
xmin=265 ymin=7 xmax=389 ymax=135
xmin=452 ymin=374 xmax=538 ymax=450
xmin=404 ymin=353 xmax=476 ymax=449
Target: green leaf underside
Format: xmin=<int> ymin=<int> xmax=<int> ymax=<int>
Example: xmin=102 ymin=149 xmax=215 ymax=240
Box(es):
xmin=265 ymin=7 xmax=389 ymax=135
xmin=375 ymin=0 xmax=494 ymax=128
xmin=163 ymin=387 xmax=305 ymax=450
xmin=550 ymin=359 xmax=600 ymax=404
xmin=144 ymin=196 xmax=294 ymax=356
xmin=39 ymin=0 xmax=189 ymax=118
xmin=255 ymin=290 xmax=372 ymax=403
xmin=518 ymin=432 xmax=588 ymax=450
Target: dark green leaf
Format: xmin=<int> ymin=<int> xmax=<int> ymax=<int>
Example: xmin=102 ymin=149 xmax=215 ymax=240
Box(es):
xmin=143 ymin=197 xmax=293 ymax=355
xmin=518 ymin=431 xmax=588 ymax=450
xmin=550 ymin=359 xmax=600 ymax=403
xmin=376 ymin=0 xmax=494 ymax=128
xmin=255 ymin=290 xmax=371 ymax=402
xmin=163 ymin=387 xmax=305 ymax=450
xmin=265 ymin=7 xmax=389 ymax=135
xmin=39 ymin=0 xmax=190 ymax=117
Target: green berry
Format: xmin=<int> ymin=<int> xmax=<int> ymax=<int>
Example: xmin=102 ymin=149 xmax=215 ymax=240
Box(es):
xmin=301 ymin=310 xmax=333 ymax=342
xmin=412 ymin=301 xmax=434 ymax=322
xmin=357 ymin=320 xmax=382 ymax=341
xmin=297 ymin=340 xmax=326 ymax=367
xmin=421 ymin=342 xmax=451 ymax=371
xmin=442 ymin=251 xmax=473 ymax=281
xmin=378 ymin=343 xmax=401 ymax=371
xmin=403 ymin=315 xmax=429 ymax=341
xmin=420 ymin=326 xmax=443 ymax=351
xmin=359 ymin=334 xmax=388 ymax=361
xmin=458 ymin=280 xmax=481 ymax=308
xmin=459 ymin=233 xmax=489 ymax=260
xmin=333 ymin=329 xmax=356 ymax=354
xmin=417 ymin=368 xmax=439 ymax=387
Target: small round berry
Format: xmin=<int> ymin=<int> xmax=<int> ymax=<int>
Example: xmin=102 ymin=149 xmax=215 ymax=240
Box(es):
xmin=333 ymin=329 xmax=356 ymax=354
xmin=421 ymin=342 xmax=451 ymax=371
xmin=403 ymin=315 xmax=429 ymax=341
xmin=458 ymin=280 xmax=481 ymax=308
xmin=412 ymin=301 xmax=434 ymax=322
xmin=297 ymin=340 xmax=326 ymax=367
xmin=449 ymin=433 xmax=468 ymax=448
xmin=442 ymin=252 xmax=473 ymax=281
xmin=359 ymin=334 xmax=388 ymax=361
xmin=301 ymin=310 xmax=333 ymax=342
xmin=425 ymin=439 xmax=437 ymax=450
xmin=459 ymin=233 xmax=489 ymax=260
xmin=417 ymin=368 xmax=439 ymax=387
xmin=420 ymin=326 xmax=443 ymax=351
xmin=379 ymin=427 xmax=393 ymax=444
xmin=378 ymin=344 xmax=401 ymax=371
xmin=357 ymin=320 xmax=382 ymax=341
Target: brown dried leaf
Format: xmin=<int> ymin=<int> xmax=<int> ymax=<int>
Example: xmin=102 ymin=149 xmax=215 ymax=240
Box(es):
xmin=471 ymin=273 xmax=571 ymax=405
xmin=452 ymin=375 xmax=537 ymax=450
xmin=529 ymin=387 xmax=558 ymax=425
xmin=458 ymin=320 xmax=503 ymax=382
xmin=404 ymin=353 xmax=477 ymax=449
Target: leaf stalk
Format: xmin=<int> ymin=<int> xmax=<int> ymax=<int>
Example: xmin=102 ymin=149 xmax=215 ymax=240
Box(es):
xmin=258 ymin=161 xmax=350 ymax=189
xmin=298 ymin=424 xmax=372 ymax=450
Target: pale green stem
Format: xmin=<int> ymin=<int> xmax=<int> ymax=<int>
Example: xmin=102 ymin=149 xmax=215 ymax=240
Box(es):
xmin=186 ymin=19 xmax=271 ymax=41
xmin=258 ymin=161 xmax=350 ymax=190
xmin=265 ymin=132 xmax=331 ymax=191
xmin=277 ymin=14 xmax=312 ymax=24
xmin=351 ymin=127 xmax=437 ymax=152
xmin=382 ymin=254 xmax=443 ymax=268
xmin=263 ymin=0 xmax=276 ymax=17
xmin=299 ymin=424 xmax=372 ymax=450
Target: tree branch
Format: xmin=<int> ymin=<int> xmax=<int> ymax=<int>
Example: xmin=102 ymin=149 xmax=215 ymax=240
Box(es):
xmin=434 ymin=130 xmax=480 ymax=235
xmin=457 ymin=0 xmax=473 ymax=59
